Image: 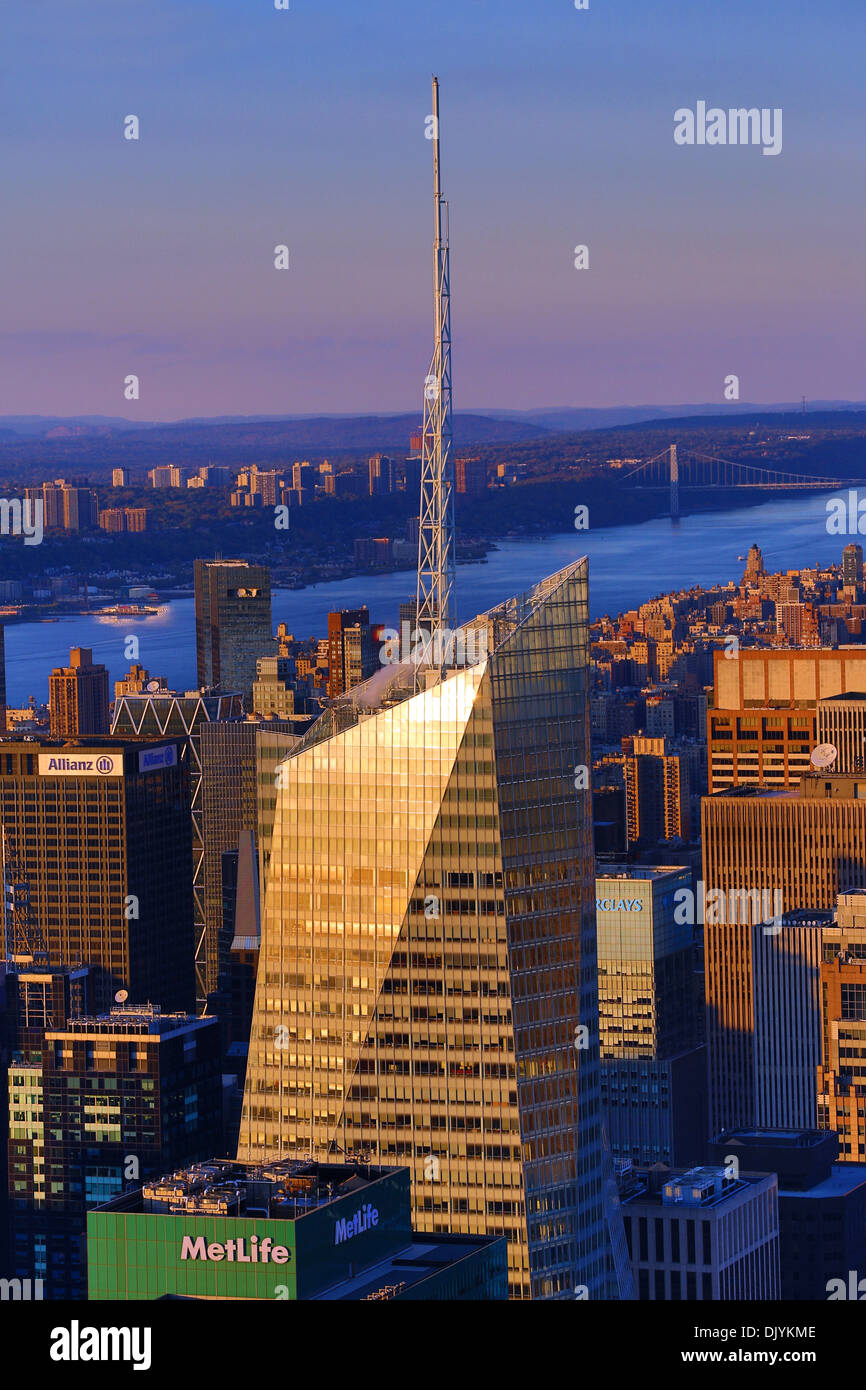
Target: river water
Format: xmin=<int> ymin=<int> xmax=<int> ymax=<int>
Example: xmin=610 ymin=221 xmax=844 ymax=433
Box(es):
xmin=2 ymin=489 xmax=844 ymax=703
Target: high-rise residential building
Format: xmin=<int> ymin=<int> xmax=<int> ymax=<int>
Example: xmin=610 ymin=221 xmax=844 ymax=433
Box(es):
xmin=843 ymin=542 xmax=863 ymax=590
xmin=707 ymin=647 xmax=866 ymax=792
xmin=817 ymin=890 xmax=866 ymax=1163
xmin=194 ymin=559 xmax=275 ymax=704
xmin=97 ymin=508 xmax=125 ymax=532
xmin=111 ymin=467 xmax=130 ymax=488
xmin=620 ymin=1163 xmax=780 ymax=1300
xmin=124 ymin=507 xmax=147 ymax=532
xmin=702 ymin=772 xmax=866 ymax=1134
xmin=326 ymin=607 xmax=376 ymax=699
xmin=353 ymin=537 xmax=392 ymax=568
xmin=239 ymin=559 xmax=633 ymax=1301
xmin=48 ymin=647 xmax=110 ymax=738
xmin=707 ymin=1128 xmax=866 ymax=1301
xmin=9 ymin=1004 xmax=222 ymax=1299
xmin=0 ymin=736 xmax=194 ymax=1013
xmin=455 ymin=456 xmax=486 ymax=496
xmin=367 ymin=453 xmax=394 ymax=496
xmin=88 ymin=1160 xmax=507 ymax=1302
xmin=623 ymin=735 xmax=690 ymax=845
xmin=596 ymin=867 xmax=705 ymax=1167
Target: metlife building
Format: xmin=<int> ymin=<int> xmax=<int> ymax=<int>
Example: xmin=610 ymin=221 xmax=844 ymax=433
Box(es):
xmin=87 ymin=1159 xmax=507 ymax=1300
xmin=595 ymin=866 xmax=706 ymax=1169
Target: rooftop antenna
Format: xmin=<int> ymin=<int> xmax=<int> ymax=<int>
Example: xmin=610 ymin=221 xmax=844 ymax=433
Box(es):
xmin=415 ymin=75 xmax=455 ymax=673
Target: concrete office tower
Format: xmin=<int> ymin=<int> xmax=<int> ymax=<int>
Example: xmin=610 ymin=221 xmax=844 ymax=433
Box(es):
xmin=620 ymin=1164 xmax=780 ymax=1300
xmin=817 ymin=692 xmax=866 ymax=772
xmin=707 ymin=647 xmax=866 ymax=792
xmin=751 ymin=910 xmax=829 ymax=1129
xmin=9 ymin=1004 xmax=222 ymax=1299
xmin=194 ymin=559 xmax=275 ymax=703
xmin=702 ymin=772 xmax=866 ymax=1134
xmin=817 ymin=891 xmax=866 ymax=1162
xmin=326 ymin=607 xmax=376 ymax=698
xmin=239 ymin=559 xmax=632 ymax=1301
xmin=596 ymin=866 xmax=705 ymax=1167
xmin=0 ymin=737 xmax=194 ymax=1013
xmin=49 ymin=647 xmax=109 ymax=737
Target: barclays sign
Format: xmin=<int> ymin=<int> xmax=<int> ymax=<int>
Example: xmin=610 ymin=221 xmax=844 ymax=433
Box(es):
xmin=596 ymin=898 xmax=644 ymax=913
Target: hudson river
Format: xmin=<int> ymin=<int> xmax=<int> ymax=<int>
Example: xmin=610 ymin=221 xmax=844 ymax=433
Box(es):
xmin=2 ymin=489 xmax=844 ymax=703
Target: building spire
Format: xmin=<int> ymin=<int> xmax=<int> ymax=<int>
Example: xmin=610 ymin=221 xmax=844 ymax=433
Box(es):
xmin=415 ymin=75 xmax=455 ymax=662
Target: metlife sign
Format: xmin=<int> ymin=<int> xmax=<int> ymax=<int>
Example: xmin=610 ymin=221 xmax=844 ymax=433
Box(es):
xmin=38 ymin=753 xmax=124 ymax=778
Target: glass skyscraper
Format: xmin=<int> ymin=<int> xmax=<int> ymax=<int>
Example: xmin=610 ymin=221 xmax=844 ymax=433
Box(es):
xmin=239 ymin=558 xmax=631 ymax=1299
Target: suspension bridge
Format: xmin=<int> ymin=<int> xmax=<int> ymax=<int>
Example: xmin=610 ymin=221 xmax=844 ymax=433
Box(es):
xmin=618 ymin=444 xmax=850 ymax=518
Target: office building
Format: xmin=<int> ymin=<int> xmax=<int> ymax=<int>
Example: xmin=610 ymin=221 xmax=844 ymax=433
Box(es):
xmin=326 ymin=607 xmax=376 ymax=699
xmin=111 ymin=687 xmax=244 ymax=1007
xmin=239 ymin=559 xmax=633 ymax=1301
xmin=817 ymin=891 xmax=866 ymax=1162
xmin=702 ymin=773 xmax=866 ymax=1134
xmin=707 ymin=1128 xmax=866 ymax=1301
xmin=9 ymin=1004 xmax=222 ymax=1299
xmin=88 ymin=1159 xmax=507 ymax=1301
xmin=620 ymin=1163 xmax=780 ymax=1300
xmin=194 ymin=559 xmax=275 ymax=703
xmin=251 ymin=657 xmax=301 ymax=720
xmin=751 ymin=910 xmax=828 ymax=1129
xmin=49 ymin=647 xmax=110 ymax=737
xmin=816 ymin=692 xmax=866 ymax=772
xmin=0 ymin=736 xmax=194 ymax=1013
xmin=596 ymin=867 xmax=705 ymax=1167
xmin=707 ymin=646 xmax=866 ymax=792
xmin=199 ymin=718 xmax=299 ymax=1005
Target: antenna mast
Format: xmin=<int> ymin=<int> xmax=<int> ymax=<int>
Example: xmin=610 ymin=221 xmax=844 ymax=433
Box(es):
xmin=416 ymin=75 xmax=455 ymax=661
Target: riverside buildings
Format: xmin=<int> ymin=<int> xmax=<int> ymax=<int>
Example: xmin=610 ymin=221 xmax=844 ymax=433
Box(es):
xmin=238 ymin=558 xmax=633 ymax=1301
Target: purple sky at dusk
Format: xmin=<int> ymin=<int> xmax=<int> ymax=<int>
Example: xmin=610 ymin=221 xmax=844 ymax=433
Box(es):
xmin=1 ymin=0 xmax=862 ymax=419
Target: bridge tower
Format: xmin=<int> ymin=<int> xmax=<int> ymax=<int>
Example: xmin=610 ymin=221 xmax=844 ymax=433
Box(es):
xmin=669 ymin=443 xmax=679 ymax=519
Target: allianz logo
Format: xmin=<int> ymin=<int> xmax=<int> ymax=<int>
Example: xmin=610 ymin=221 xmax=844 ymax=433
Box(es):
xmin=596 ymin=898 xmax=643 ymax=913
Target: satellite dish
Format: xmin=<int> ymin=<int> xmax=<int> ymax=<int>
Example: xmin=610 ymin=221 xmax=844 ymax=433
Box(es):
xmin=145 ymin=679 xmax=161 ymax=693
xmin=810 ymin=743 xmax=838 ymax=770
xmin=115 ymin=989 xmax=129 ymax=1003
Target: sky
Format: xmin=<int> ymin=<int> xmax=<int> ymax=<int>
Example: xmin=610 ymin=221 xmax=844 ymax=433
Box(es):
xmin=1 ymin=0 xmax=863 ymax=419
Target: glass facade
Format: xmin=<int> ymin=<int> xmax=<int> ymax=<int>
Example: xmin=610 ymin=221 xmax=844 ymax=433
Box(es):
xmin=239 ymin=558 xmax=630 ymax=1299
